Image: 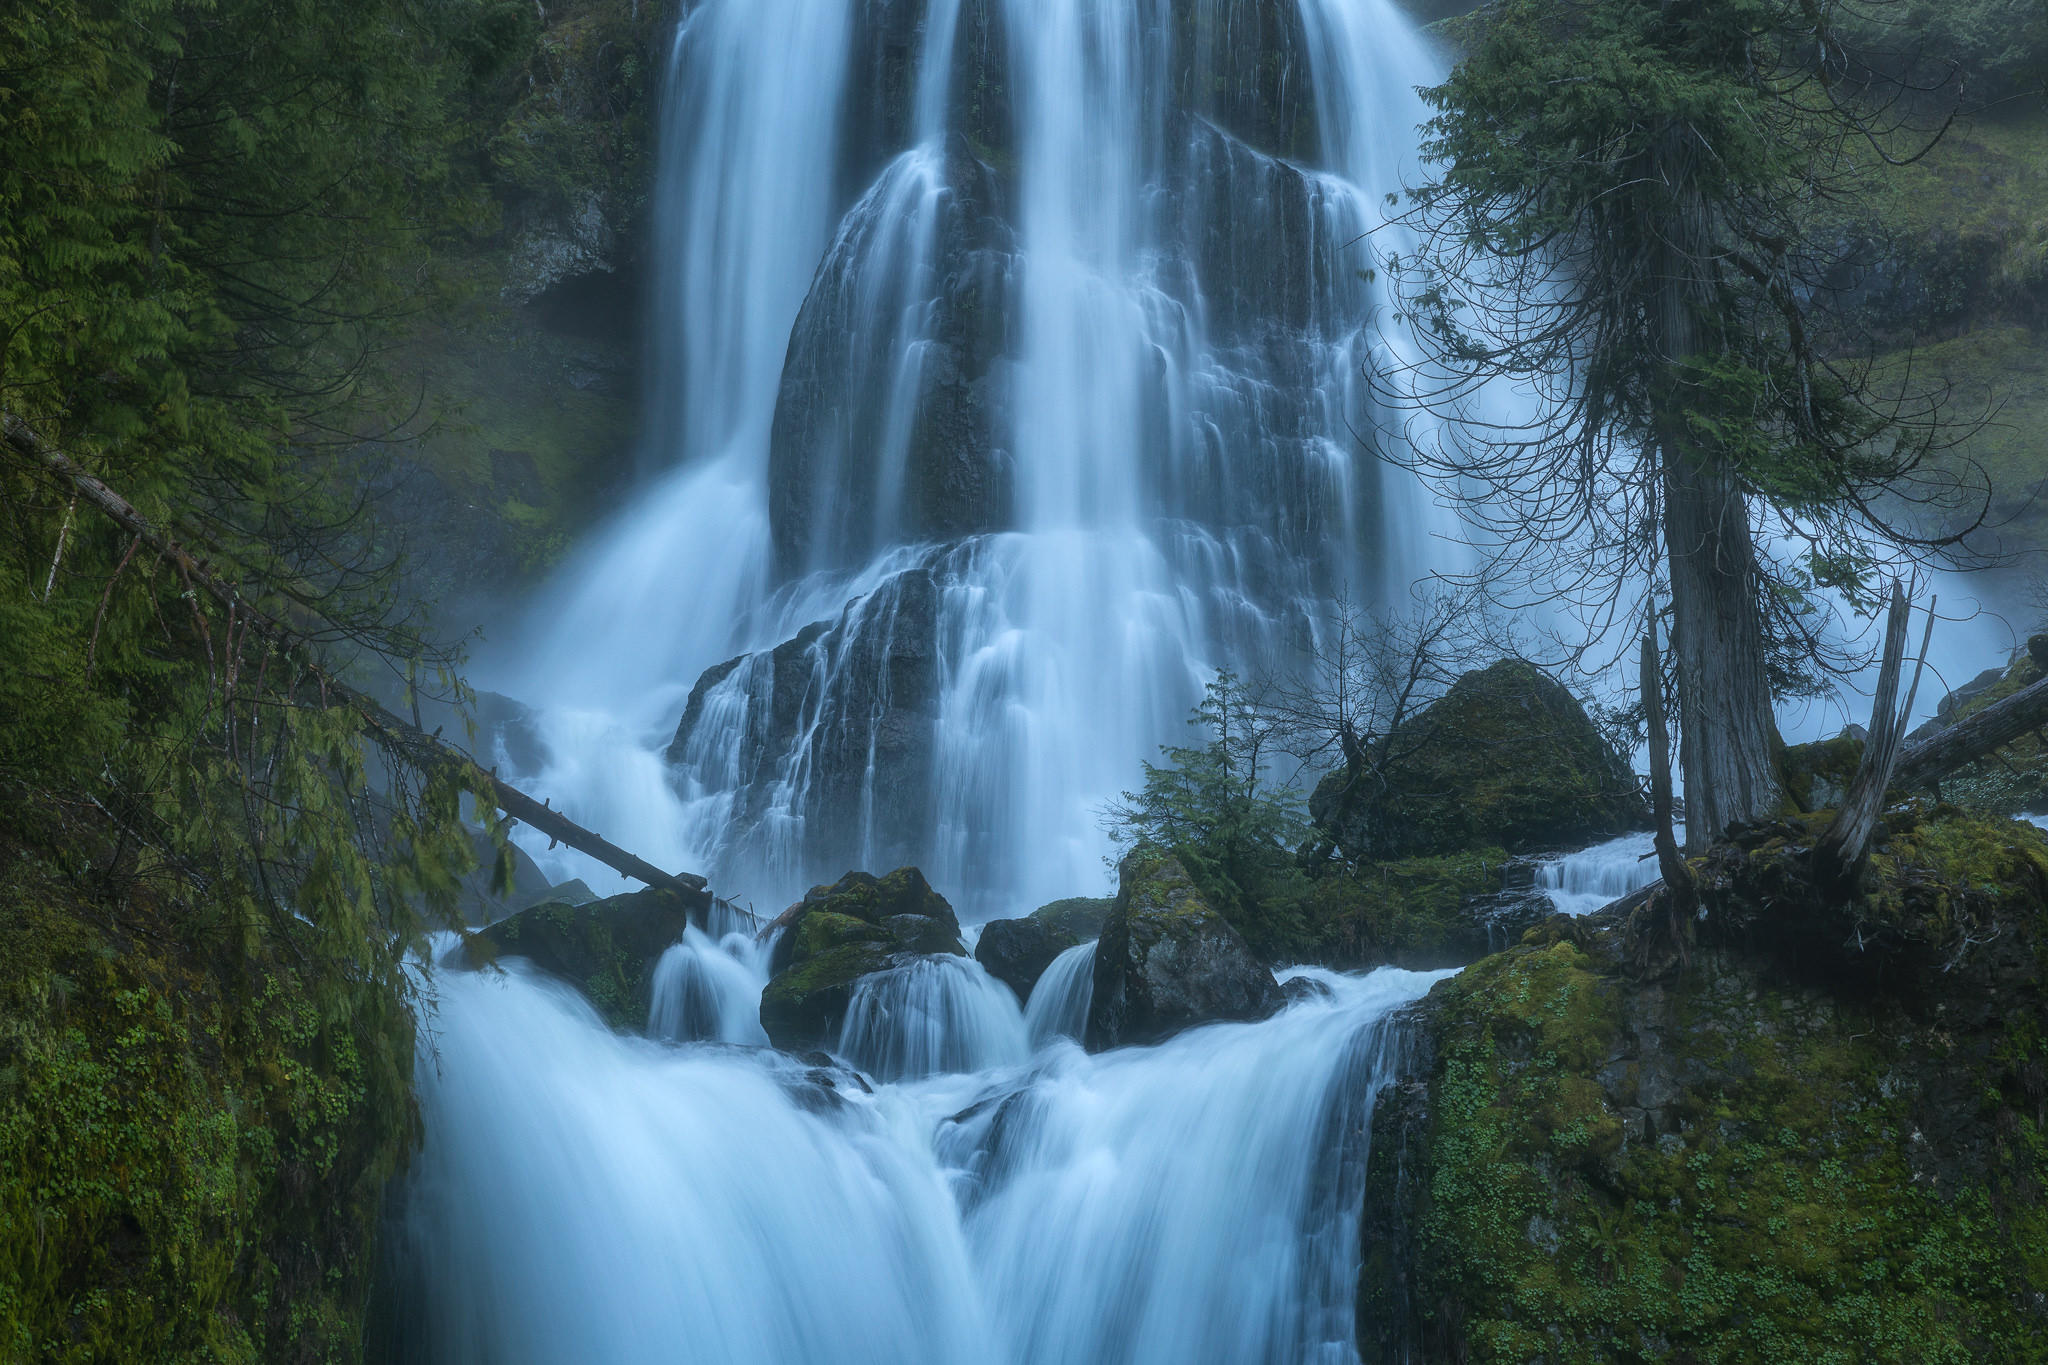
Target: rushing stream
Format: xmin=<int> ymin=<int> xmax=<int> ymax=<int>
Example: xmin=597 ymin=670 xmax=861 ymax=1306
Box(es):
xmin=394 ymin=1 xmax=1489 ymax=1359
xmin=387 ymin=937 xmax=1447 ymax=1364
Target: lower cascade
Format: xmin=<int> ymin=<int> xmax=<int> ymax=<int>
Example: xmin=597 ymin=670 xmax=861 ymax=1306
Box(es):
xmin=381 ymin=942 xmax=1446 ymax=1364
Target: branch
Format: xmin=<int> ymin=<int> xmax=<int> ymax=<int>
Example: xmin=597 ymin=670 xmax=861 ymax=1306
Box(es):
xmin=1815 ymin=582 xmax=1929 ymax=887
xmin=1893 ymin=673 xmax=2048 ymax=794
xmin=2 ymin=410 xmax=709 ymax=900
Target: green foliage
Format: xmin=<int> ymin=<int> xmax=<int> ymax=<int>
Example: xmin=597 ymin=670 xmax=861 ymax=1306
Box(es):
xmin=0 ymin=804 xmax=415 ymax=1364
xmin=1396 ymin=0 xmax=1988 ymax=663
xmin=1103 ymin=673 xmax=1313 ymax=960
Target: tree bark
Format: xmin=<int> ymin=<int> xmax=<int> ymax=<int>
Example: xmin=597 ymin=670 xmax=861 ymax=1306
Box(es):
xmin=1653 ymin=148 xmax=1782 ymax=848
xmin=1815 ymin=583 xmax=1928 ymax=887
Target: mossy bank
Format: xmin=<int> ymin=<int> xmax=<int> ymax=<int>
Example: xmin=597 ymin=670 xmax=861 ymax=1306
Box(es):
xmin=0 ymin=806 xmax=415 ymax=1364
xmin=1361 ymin=807 xmax=2048 ymax=1362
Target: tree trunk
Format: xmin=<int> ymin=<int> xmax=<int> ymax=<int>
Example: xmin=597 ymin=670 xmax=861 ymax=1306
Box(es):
xmin=1663 ymin=448 xmax=1781 ymax=846
xmin=1653 ymin=152 xmax=1781 ymax=848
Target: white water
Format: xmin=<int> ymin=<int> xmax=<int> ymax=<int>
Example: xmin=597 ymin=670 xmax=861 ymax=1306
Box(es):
xmin=1535 ymin=828 xmax=1684 ymax=917
xmin=1024 ymin=940 xmax=1097 ymax=1045
xmin=477 ymin=0 xmax=1465 ymax=918
xmin=388 ymin=944 xmax=1446 ymax=1363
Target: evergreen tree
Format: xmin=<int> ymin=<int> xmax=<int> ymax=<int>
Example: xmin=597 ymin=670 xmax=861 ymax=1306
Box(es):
xmin=1390 ymin=0 xmax=1987 ymax=844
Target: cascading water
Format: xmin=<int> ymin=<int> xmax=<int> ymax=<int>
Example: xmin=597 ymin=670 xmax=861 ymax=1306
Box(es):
xmin=1535 ymin=829 xmax=1684 ymax=917
xmin=1023 ymin=939 xmax=1096 ymax=1045
xmin=480 ymin=0 xmax=1462 ymax=917
xmin=385 ymin=944 xmax=1448 ymax=1363
xmin=396 ymin=3 xmax=1491 ymax=1359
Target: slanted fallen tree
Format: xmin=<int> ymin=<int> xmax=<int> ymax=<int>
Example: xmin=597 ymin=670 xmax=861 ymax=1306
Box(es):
xmin=3 ymin=410 xmax=709 ymax=901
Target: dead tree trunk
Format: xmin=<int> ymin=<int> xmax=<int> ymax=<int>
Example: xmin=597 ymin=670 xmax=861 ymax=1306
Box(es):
xmin=1639 ymin=622 xmax=1694 ymax=966
xmin=1893 ymin=673 xmax=2048 ymax=793
xmin=3 ymin=410 xmax=709 ymax=900
xmin=1814 ymin=583 xmax=1931 ymax=888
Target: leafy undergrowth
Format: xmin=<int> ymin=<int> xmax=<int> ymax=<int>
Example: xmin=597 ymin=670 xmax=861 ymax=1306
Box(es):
xmin=1377 ymin=808 xmax=2048 ymax=1363
xmin=0 ymin=798 xmax=415 ymax=1364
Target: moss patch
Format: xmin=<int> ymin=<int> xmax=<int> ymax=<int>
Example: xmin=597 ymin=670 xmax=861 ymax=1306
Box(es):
xmin=1296 ymin=847 xmax=1513 ymax=969
xmin=1374 ymin=809 xmax=2048 ymax=1362
xmin=0 ymin=808 xmax=413 ymax=1364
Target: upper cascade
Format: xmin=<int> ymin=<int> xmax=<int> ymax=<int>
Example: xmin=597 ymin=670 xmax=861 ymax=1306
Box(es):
xmin=489 ymin=0 xmax=1465 ymax=920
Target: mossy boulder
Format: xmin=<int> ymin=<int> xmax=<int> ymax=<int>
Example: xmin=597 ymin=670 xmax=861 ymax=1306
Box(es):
xmin=1311 ymin=659 xmax=1644 ymax=863
xmin=1085 ymin=849 xmax=1282 ymax=1050
xmin=465 ymin=884 xmax=706 ymax=1030
xmin=1031 ymin=895 xmax=1112 ymax=940
xmin=0 ymin=805 xmax=413 ymax=1363
xmin=1291 ymin=846 xmax=1548 ymax=970
xmin=1360 ymin=808 xmax=2048 ymax=1362
xmin=974 ymin=916 xmax=1078 ymax=1004
xmin=1779 ymin=729 xmax=1867 ymax=813
xmin=757 ymin=868 xmax=966 ymax=1050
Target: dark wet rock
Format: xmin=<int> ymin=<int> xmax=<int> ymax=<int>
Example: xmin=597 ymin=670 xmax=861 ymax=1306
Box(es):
xmin=1085 ymin=849 xmax=1283 ymax=1050
xmin=974 ymin=916 xmax=1077 ymax=1003
xmin=769 ymin=136 xmax=1016 ymax=575
xmin=757 ymin=868 xmax=966 ymax=1049
xmin=1031 ymin=895 xmax=1112 ymax=941
xmin=1311 ymin=659 xmax=1645 ymax=863
xmin=667 ymin=569 xmax=944 ymax=884
xmin=464 ymin=885 xmax=710 ymax=1029
xmin=1281 ymin=974 xmax=1334 ymax=1003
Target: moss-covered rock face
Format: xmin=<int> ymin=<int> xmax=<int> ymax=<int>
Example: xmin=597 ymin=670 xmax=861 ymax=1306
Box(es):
xmin=1085 ymin=849 xmax=1283 ymax=1050
xmin=756 ymin=868 xmax=967 ymax=1050
xmin=466 ymin=885 xmax=707 ymax=1031
xmin=1779 ymin=731 xmax=1867 ymax=813
xmin=1312 ymin=659 xmax=1645 ymax=864
xmin=0 ymin=815 xmax=413 ymax=1364
xmin=1032 ymin=895 xmax=1112 ymax=941
xmin=1291 ymin=847 xmax=1545 ymax=970
xmin=1362 ymin=809 xmax=2048 ymax=1363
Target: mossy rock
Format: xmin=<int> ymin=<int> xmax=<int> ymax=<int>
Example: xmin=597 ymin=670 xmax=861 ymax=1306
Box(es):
xmin=757 ymin=942 xmax=901 ymax=1051
xmin=974 ymin=916 xmax=1078 ymax=1004
xmin=468 ymin=884 xmax=706 ymax=1030
xmin=1779 ymin=731 xmax=1866 ymax=813
xmin=1085 ymin=848 xmax=1282 ymax=1050
xmin=1913 ymin=649 xmax=2048 ymax=817
xmin=1031 ymin=895 xmax=1112 ymax=941
xmin=1291 ymin=846 xmax=1533 ymax=970
xmin=1312 ymin=659 xmax=1645 ymax=863
xmin=0 ymin=803 xmax=413 ymax=1363
xmin=756 ymin=867 xmax=967 ymax=1050
xmin=1362 ymin=808 xmax=2048 ymax=1362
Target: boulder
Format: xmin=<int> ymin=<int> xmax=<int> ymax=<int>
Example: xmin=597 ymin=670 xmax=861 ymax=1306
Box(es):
xmin=464 ymin=885 xmax=708 ymax=1029
xmin=1031 ymin=895 xmax=1112 ymax=941
xmin=1085 ymin=849 xmax=1283 ymax=1051
xmin=757 ymin=868 xmax=966 ymax=1049
xmin=974 ymin=916 xmax=1077 ymax=1003
xmin=666 ymin=568 xmax=945 ymax=889
xmin=1311 ymin=659 xmax=1644 ymax=863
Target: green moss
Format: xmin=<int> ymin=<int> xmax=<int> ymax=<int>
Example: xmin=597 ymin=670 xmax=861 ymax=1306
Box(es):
xmin=1780 ymin=733 xmax=1865 ymax=813
xmin=1031 ymin=896 xmax=1112 ymax=941
xmin=795 ymin=911 xmax=890 ymax=958
xmin=1296 ymin=847 xmax=1509 ymax=968
xmin=0 ymin=814 xmax=413 ymax=1363
xmin=1402 ymin=815 xmax=2048 ymax=1363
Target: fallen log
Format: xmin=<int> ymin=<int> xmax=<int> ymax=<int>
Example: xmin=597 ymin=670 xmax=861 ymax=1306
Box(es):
xmin=1893 ymin=672 xmax=2048 ymax=795
xmin=3 ymin=410 xmax=708 ymax=899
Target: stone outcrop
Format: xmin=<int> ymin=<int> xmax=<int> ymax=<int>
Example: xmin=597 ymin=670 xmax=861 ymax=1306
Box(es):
xmin=1311 ymin=659 xmax=1645 ymax=864
xmin=757 ymin=868 xmax=967 ymax=1050
xmin=973 ymin=916 xmax=1077 ymax=1004
xmin=1358 ymin=808 xmax=2048 ymax=1361
xmin=666 ymin=567 xmax=944 ymax=886
xmin=1031 ymin=895 xmax=1112 ymax=941
xmin=1085 ymin=849 xmax=1282 ymax=1050
xmin=463 ymin=885 xmax=708 ymax=1029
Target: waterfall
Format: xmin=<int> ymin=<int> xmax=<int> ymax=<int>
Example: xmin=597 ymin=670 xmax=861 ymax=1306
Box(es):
xmin=837 ymin=955 xmax=1033 ymax=1081
xmin=476 ymin=0 xmax=1462 ymax=919
xmin=385 ymin=947 xmax=1449 ymax=1363
xmin=1023 ymin=939 xmax=1096 ymax=1045
xmin=1534 ymin=829 xmax=1683 ymax=917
